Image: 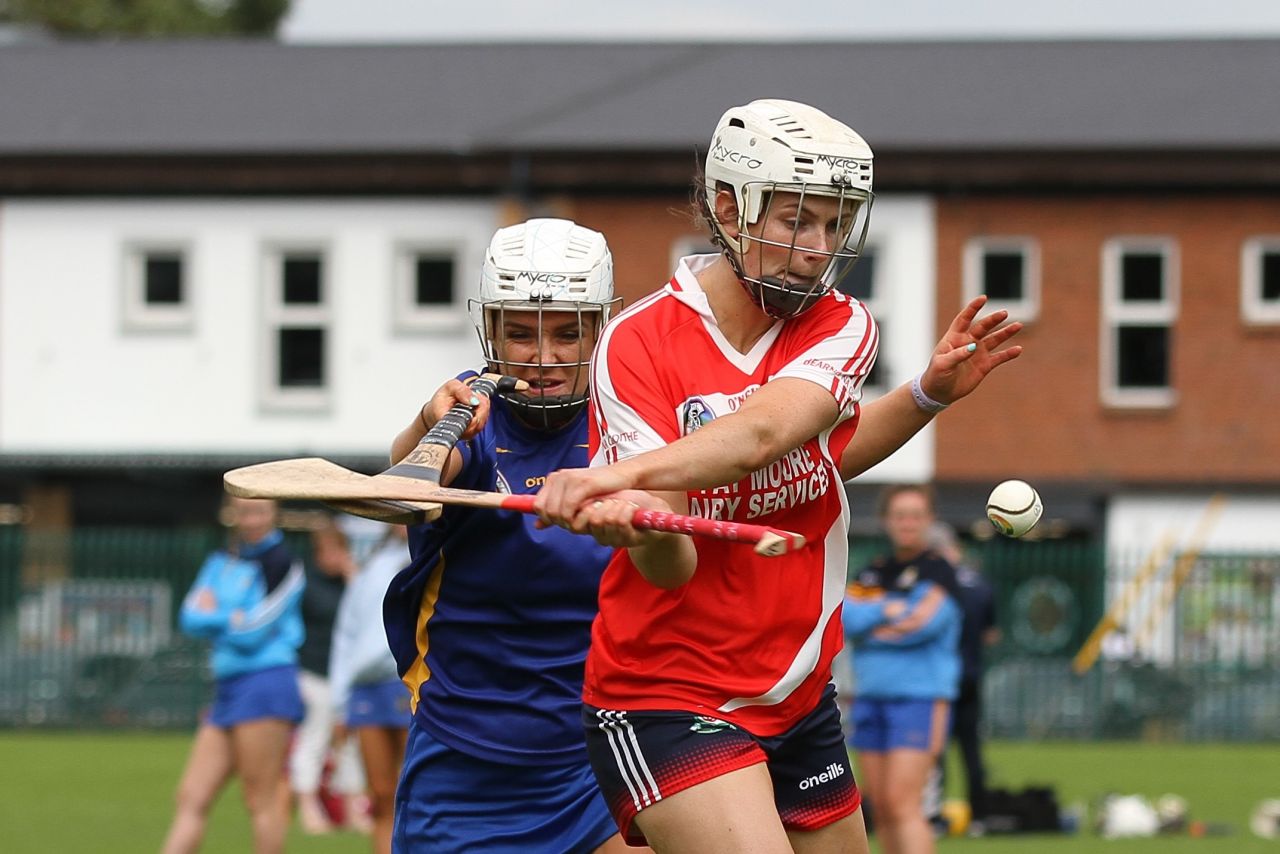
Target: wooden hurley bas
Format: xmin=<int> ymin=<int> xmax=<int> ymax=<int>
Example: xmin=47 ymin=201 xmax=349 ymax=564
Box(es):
xmin=224 ymin=457 xmax=806 ymax=557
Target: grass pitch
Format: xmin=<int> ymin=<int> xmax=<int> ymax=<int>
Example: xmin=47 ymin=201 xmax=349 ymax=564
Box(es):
xmin=0 ymin=731 xmax=1276 ymax=852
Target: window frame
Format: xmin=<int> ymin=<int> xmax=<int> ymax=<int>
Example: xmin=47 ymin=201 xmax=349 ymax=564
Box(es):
xmin=260 ymin=243 xmax=331 ymax=412
xmin=392 ymin=240 xmax=468 ymax=333
xmin=962 ymin=237 xmax=1040 ymax=323
xmin=835 ymin=243 xmax=888 ymax=394
xmin=121 ymin=241 xmax=194 ymax=333
xmin=1241 ymin=236 xmax=1280 ymax=326
xmin=1100 ymin=237 xmax=1179 ymax=409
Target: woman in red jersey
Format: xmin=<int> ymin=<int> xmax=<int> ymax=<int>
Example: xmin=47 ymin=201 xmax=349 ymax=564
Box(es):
xmin=535 ymin=99 xmax=1022 ymax=854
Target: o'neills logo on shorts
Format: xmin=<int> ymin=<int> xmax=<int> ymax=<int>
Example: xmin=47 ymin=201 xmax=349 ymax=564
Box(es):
xmin=799 ymin=762 xmax=846 ymax=790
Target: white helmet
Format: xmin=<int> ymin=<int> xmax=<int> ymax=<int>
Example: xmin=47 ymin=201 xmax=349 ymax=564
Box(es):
xmin=470 ymin=218 xmax=618 ymax=428
xmin=703 ymin=99 xmax=874 ymax=318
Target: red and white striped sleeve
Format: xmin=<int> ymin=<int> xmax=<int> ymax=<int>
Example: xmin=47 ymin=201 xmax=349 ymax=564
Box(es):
xmin=773 ymin=297 xmax=878 ymax=421
xmin=587 ymin=311 xmax=680 ymax=468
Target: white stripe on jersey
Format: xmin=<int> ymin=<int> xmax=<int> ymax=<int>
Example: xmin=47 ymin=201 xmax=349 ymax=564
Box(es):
xmin=717 ymin=423 xmax=851 ymax=713
xmin=595 ymin=709 xmax=662 ymax=810
xmin=589 ymin=290 xmax=677 ymax=468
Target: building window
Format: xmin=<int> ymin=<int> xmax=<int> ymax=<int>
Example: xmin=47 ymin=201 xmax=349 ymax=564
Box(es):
xmin=1242 ymin=237 xmax=1280 ymax=325
xmin=393 ymin=244 xmax=464 ymax=332
xmin=1102 ymin=239 xmax=1178 ymax=408
xmin=963 ymin=238 xmax=1039 ymax=322
xmin=122 ymin=244 xmax=192 ymax=332
xmin=836 ymin=246 xmax=886 ymax=390
xmin=263 ymin=248 xmax=329 ymax=409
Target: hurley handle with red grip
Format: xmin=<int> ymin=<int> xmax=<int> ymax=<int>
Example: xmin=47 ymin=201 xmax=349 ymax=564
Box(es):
xmin=495 ymin=494 xmax=806 ymax=557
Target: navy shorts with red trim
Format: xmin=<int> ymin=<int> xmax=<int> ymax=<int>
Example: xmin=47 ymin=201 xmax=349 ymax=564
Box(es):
xmin=583 ymin=685 xmax=860 ymax=845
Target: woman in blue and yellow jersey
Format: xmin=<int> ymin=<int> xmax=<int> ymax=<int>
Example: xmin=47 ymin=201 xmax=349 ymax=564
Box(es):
xmin=383 ymin=219 xmax=635 ymax=853
xmin=162 ymin=496 xmax=305 ymax=854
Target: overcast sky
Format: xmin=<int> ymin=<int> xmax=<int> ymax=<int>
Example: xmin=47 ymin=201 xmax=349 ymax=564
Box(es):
xmin=281 ymin=0 xmax=1280 ymax=42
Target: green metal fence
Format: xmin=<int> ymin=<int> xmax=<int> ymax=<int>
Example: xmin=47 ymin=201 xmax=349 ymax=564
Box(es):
xmin=0 ymin=526 xmax=310 ymax=729
xmin=1 ymin=526 xmax=1276 ymax=739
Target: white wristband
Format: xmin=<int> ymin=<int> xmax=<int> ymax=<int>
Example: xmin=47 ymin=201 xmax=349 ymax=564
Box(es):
xmin=911 ymin=373 xmax=949 ymax=414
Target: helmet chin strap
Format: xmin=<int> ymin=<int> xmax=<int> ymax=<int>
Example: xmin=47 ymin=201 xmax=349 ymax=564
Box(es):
xmin=752 ymin=275 xmax=826 ymax=318
xmin=499 ymin=390 xmax=586 ymax=431
xmin=723 ymin=245 xmax=826 ymax=320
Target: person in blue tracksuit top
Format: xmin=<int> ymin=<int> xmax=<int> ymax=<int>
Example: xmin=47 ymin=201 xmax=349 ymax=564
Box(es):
xmin=330 ymin=524 xmax=412 ymax=854
xmin=844 ymin=484 xmax=962 ymax=854
xmin=162 ymin=496 xmax=305 ymax=854
xmin=382 ymin=218 xmax=631 ymax=853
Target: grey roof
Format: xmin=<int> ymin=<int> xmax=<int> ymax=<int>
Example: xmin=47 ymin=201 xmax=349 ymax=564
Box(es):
xmin=1 ymin=38 xmax=1279 ymax=155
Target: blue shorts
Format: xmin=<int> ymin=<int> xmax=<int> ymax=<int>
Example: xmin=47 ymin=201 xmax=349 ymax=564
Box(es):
xmin=394 ymin=721 xmax=617 ymax=853
xmin=849 ymin=697 xmax=950 ymax=753
xmin=348 ymin=679 xmax=411 ymax=729
xmin=208 ymin=665 xmax=304 ymax=728
xmin=584 ymin=685 xmax=861 ymax=846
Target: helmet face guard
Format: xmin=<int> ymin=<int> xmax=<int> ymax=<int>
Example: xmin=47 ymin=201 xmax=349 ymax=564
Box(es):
xmin=470 ymin=298 xmax=618 ymax=430
xmin=470 ymin=218 xmax=617 ymax=430
xmin=726 ymin=181 xmax=873 ymax=318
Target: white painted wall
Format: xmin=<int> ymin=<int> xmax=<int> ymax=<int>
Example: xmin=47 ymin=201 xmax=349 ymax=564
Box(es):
xmin=1104 ymin=491 xmax=1280 ymax=664
xmin=846 ymin=194 xmax=938 ymax=484
xmin=0 ymin=198 xmax=497 ymax=455
xmin=1107 ymin=492 xmax=1280 ymax=554
xmin=0 ymin=194 xmax=939 ymax=470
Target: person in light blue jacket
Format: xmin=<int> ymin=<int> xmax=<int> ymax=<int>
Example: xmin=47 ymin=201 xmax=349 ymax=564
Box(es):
xmin=162 ymin=496 xmax=305 ymax=854
xmin=329 ymin=524 xmax=411 ymax=854
xmin=844 ymin=484 xmax=962 ymax=854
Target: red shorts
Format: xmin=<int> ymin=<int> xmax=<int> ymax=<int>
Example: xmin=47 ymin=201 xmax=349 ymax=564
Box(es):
xmin=582 ymin=685 xmax=861 ymax=845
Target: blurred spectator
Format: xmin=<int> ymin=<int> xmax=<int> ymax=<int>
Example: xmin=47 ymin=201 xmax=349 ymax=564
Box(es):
xmin=329 ymin=524 xmax=412 ymax=854
xmin=289 ymin=517 xmax=367 ymax=834
xmin=844 ymin=485 xmax=962 ymax=854
xmin=929 ymin=521 xmax=1000 ymax=836
xmin=162 ymin=497 xmax=304 ymax=854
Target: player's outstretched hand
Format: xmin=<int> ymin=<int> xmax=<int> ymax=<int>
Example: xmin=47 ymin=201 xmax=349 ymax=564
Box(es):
xmin=920 ymin=295 xmax=1023 ymax=405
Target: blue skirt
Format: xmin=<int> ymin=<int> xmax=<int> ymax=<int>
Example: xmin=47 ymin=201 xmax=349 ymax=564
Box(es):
xmin=208 ymin=664 xmax=304 ymax=728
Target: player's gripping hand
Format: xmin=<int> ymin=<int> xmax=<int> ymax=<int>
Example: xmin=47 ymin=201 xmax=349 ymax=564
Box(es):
xmin=534 ymin=466 xmax=635 ymax=533
xmin=418 ymin=377 xmax=492 ymax=440
xmin=919 ymin=295 xmax=1023 ymax=405
xmin=575 ymin=489 xmax=676 ymax=549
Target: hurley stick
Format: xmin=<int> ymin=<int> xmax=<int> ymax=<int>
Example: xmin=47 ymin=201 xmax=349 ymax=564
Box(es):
xmin=319 ymin=374 xmax=524 ymax=525
xmin=226 ymin=457 xmax=806 ymax=557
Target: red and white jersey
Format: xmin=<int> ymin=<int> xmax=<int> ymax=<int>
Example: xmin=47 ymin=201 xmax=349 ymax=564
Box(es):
xmin=585 ymin=254 xmax=879 ymax=736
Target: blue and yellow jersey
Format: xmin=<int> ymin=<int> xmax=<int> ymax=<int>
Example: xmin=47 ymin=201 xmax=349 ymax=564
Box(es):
xmin=383 ymin=392 xmax=613 ymax=765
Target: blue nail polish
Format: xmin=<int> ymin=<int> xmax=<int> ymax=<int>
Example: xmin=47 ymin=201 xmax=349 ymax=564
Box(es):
xmin=470 ymin=396 xmax=480 ymax=405
xmin=966 ymin=343 xmax=977 ymax=353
